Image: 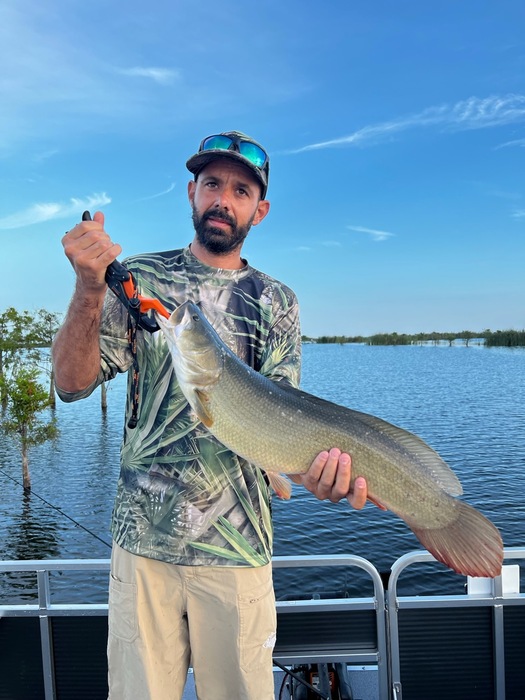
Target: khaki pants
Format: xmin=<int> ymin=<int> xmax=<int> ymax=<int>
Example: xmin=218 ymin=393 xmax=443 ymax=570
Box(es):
xmin=107 ymin=543 xmax=276 ymax=700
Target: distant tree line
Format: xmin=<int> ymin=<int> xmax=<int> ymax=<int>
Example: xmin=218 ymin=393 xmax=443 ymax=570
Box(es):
xmin=484 ymin=330 xmax=525 ymax=347
xmin=303 ymin=329 xmax=525 ymax=347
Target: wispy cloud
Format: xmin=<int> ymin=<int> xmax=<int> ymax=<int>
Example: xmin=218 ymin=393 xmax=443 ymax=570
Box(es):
xmin=116 ymin=67 xmax=180 ymax=85
xmin=511 ymin=209 xmax=525 ymax=219
xmin=494 ymin=137 xmax=525 ymax=149
xmin=138 ymin=182 xmax=176 ymax=201
xmin=347 ymin=225 xmax=395 ymax=242
xmin=288 ymin=95 xmax=525 ymax=153
xmin=0 ymin=193 xmax=111 ymax=230
xmin=0 ymin=3 xmax=302 ymax=154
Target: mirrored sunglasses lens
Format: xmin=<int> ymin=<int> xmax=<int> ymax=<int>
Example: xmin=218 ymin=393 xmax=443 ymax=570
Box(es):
xmin=201 ymin=135 xmax=234 ymax=151
xmin=238 ymin=142 xmax=266 ymax=167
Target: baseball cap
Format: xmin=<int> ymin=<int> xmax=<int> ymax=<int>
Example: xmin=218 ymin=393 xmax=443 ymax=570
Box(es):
xmin=186 ymin=131 xmax=270 ymax=198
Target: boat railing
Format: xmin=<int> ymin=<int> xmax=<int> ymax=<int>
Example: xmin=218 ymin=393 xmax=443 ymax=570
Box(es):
xmin=272 ymin=554 xmax=389 ymax=698
xmin=0 ymin=554 xmax=388 ymax=700
xmin=1 ymin=549 xmax=524 ymax=699
xmin=0 ymin=559 xmax=110 ymax=700
xmin=387 ymin=547 xmax=525 ymax=700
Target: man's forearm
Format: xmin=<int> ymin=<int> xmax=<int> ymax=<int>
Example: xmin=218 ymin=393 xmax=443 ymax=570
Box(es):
xmin=52 ymin=286 xmax=106 ymax=392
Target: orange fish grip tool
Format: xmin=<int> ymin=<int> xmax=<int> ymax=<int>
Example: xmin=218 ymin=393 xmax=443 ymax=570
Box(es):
xmin=82 ymin=211 xmax=170 ymax=333
xmin=82 ymin=211 xmax=171 ymax=428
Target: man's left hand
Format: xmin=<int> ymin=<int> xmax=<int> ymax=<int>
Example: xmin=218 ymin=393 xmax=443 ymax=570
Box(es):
xmin=288 ymin=448 xmax=368 ymax=509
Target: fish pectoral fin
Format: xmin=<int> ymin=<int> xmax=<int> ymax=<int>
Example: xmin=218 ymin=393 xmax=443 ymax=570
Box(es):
xmin=267 ymin=472 xmax=293 ymax=500
xmin=193 ymin=389 xmax=214 ymax=427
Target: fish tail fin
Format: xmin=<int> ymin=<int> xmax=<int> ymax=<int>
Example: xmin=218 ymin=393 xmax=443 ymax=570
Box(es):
xmin=406 ymin=500 xmax=503 ymax=578
xmin=267 ymin=472 xmax=293 ymax=500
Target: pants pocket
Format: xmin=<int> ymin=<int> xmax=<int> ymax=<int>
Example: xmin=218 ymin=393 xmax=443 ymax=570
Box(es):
xmin=238 ymin=574 xmax=277 ymax=673
xmin=108 ymin=574 xmax=139 ymax=643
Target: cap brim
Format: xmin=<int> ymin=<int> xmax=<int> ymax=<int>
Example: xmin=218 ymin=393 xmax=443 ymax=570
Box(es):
xmin=186 ymin=150 xmax=267 ymax=198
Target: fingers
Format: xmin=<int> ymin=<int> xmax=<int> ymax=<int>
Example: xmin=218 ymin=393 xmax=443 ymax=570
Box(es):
xmin=302 ymin=448 xmax=352 ymax=503
xmin=62 ymin=214 xmax=121 ymax=292
xmin=347 ymin=476 xmax=367 ymax=510
xmin=295 ymin=449 xmax=374 ymax=511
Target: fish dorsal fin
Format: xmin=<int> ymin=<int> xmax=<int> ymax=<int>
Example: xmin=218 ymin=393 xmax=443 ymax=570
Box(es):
xmin=280 ymin=385 xmax=463 ymax=497
xmin=347 ymin=408 xmax=463 ymax=496
xmin=193 ymin=388 xmax=214 ymax=427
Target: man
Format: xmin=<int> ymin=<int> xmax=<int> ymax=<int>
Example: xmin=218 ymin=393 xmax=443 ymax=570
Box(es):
xmin=53 ymin=131 xmax=369 ymax=700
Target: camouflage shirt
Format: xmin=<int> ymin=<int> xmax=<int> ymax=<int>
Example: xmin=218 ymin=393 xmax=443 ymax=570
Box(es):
xmin=57 ymin=246 xmax=301 ymax=567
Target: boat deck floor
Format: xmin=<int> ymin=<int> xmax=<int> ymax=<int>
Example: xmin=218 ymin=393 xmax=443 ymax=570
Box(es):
xmin=179 ymin=665 xmax=379 ymax=699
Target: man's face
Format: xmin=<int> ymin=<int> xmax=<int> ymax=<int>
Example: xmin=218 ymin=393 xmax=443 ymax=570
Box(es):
xmin=188 ymin=160 xmax=269 ymax=255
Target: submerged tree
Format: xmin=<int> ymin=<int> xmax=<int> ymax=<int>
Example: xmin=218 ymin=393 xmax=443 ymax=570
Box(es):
xmin=0 ymin=307 xmax=62 ymax=409
xmin=0 ymin=308 xmax=34 ymax=411
xmin=26 ymin=309 xmax=63 ymax=407
xmin=0 ymin=367 xmax=58 ymax=491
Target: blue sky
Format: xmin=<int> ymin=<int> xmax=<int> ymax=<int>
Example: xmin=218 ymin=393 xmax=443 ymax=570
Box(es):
xmin=1 ymin=0 xmax=524 ymax=337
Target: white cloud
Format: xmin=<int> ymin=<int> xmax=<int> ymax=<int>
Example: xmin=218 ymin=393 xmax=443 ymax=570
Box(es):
xmin=347 ymin=225 xmax=395 ymax=242
xmin=116 ymin=67 xmax=180 ymax=85
xmin=288 ymin=95 xmax=525 ymax=153
xmin=0 ymin=3 xmax=302 ymax=154
xmin=0 ymin=193 xmax=111 ymax=230
xmin=511 ymin=209 xmax=525 ymax=219
xmin=494 ymin=137 xmax=525 ymax=149
xmin=139 ymin=182 xmax=176 ymax=201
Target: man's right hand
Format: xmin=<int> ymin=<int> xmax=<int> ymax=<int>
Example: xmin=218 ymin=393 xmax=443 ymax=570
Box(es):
xmin=53 ymin=211 xmax=121 ymax=393
xmin=62 ymin=211 xmax=122 ymax=294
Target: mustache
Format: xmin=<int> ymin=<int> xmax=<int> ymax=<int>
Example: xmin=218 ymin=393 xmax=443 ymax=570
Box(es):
xmin=202 ymin=208 xmax=236 ymax=227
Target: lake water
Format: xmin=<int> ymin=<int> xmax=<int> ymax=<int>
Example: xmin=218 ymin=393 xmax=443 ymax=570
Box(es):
xmin=1 ymin=343 xmax=524 ymax=602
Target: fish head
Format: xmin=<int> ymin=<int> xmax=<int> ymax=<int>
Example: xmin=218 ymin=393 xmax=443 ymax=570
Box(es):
xmin=157 ymin=300 xmax=225 ymax=401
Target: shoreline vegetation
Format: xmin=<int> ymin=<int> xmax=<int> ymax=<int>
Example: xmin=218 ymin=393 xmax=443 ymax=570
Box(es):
xmin=303 ymin=329 xmax=525 ymax=347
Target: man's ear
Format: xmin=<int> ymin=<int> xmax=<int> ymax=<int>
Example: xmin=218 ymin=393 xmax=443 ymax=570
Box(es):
xmin=188 ymin=179 xmax=196 ymax=204
xmin=252 ymin=199 xmax=270 ymax=226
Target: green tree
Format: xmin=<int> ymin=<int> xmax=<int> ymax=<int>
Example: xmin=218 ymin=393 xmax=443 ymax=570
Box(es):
xmin=26 ymin=309 xmax=63 ymax=406
xmin=0 ymin=308 xmax=34 ymax=411
xmin=0 ymin=307 xmax=63 ymax=408
xmin=459 ymin=330 xmax=475 ymax=347
xmin=0 ymin=367 xmax=58 ymax=491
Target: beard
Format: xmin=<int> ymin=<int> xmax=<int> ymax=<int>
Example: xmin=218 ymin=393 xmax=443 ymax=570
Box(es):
xmin=191 ymin=205 xmax=254 ymax=255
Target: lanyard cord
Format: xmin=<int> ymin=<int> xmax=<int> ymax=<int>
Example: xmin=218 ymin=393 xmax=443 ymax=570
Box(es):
xmin=127 ymin=303 xmax=141 ymax=430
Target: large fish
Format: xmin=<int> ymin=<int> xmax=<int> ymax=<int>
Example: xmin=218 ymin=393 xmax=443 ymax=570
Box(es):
xmin=158 ymin=301 xmax=503 ymax=578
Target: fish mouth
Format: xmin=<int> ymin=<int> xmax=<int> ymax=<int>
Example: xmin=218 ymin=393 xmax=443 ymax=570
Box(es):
xmin=170 ymin=300 xmax=194 ymax=326
xmin=169 ymin=301 xmax=205 ymax=341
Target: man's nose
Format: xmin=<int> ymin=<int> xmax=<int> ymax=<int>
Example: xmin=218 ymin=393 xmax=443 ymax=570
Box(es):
xmin=213 ymin=188 xmax=231 ymax=209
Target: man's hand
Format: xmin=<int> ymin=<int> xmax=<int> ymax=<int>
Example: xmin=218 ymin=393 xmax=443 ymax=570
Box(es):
xmin=53 ymin=211 xmax=119 ymax=393
xmin=62 ymin=211 xmax=122 ymax=294
xmin=288 ymin=448 xmax=368 ymax=510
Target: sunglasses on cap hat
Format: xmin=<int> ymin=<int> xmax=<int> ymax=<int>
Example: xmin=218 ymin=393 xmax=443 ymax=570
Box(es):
xmin=199 ymin=133 xmax=268 ymax=168
xmin=187 ymin=131 xmax=270 ymax=198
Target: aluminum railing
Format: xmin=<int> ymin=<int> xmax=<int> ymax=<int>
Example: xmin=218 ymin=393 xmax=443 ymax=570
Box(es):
xmin=1 ymin=549 xmax=524 ymax=700
xmin=387 ymin=547 xmax=525 ymax=700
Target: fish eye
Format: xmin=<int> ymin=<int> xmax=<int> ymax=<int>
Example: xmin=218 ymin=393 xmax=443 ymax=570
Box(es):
xmin=192 ymin=314 xmax=200 ymax=321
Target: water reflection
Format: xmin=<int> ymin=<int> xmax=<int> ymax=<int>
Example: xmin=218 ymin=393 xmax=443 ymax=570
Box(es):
xmin=0 ymin=489 xmax=61 ymax=601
